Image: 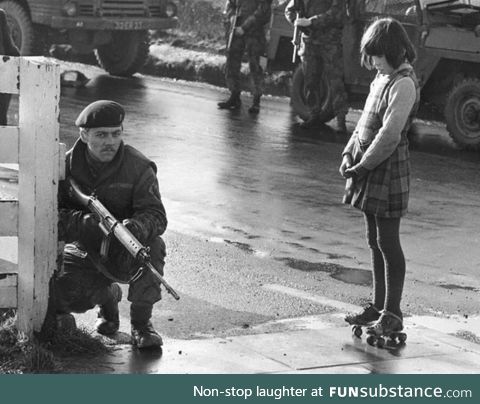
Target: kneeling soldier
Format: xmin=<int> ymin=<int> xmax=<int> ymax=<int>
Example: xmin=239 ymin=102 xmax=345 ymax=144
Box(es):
xmin=56 ymin=100 xmax=168 ymax=349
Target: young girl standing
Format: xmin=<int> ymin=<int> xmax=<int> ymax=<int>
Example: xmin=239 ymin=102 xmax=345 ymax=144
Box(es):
xmin=340 ymin=18 xmax=420 ymax=340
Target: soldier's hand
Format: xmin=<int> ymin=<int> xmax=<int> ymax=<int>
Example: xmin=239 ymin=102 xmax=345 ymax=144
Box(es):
xmin=122 ymin=218 xmax=147 ymax=243
xmin=235 ymin=27 xmax=244 ymax=36
xmin=339 ymin=154 xmax=353 ymax=178
xmin=78 ymin=213 xmax=103 ymax=246
xmin=295 ymin=17 xmax=312 ymax=27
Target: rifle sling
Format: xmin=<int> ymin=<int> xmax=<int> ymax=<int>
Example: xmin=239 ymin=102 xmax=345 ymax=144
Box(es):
xmin=86 ymin=249 xmax=144 ymax=285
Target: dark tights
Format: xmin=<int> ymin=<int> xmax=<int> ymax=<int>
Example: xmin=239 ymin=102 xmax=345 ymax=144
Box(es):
xmin=364 ymin=213 xmax=405 ymax=318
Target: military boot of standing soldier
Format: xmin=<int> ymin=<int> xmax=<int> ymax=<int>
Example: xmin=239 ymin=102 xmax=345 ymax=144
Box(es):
xmin=218 ymin=90 xmax=242 ymax=110
xmin=248 ymin=94 xmax=261 ymax=114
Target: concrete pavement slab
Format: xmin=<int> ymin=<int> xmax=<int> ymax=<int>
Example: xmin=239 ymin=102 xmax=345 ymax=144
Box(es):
xmin=70 ymin=315 xmax=480 ymax=374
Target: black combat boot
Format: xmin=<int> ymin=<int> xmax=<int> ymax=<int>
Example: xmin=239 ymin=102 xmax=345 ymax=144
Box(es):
xmin=217 ymin=91 xmax=241 ymax=110
xmin=130 ymin=303 xmax=162 ymax=349
xmin=300 ymin=115 xmax=322 ymax=129
xmin=248 ymin=95 xmax=261 ymax=114
xmin=56 ymin=313 xmax=77 ymax=333
xmin=95 ymin=283 xmax=122 ymax=336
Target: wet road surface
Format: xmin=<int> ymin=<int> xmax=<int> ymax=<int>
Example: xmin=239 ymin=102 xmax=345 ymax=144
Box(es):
xmin=58 ymin=73 xmax=480 ymax=292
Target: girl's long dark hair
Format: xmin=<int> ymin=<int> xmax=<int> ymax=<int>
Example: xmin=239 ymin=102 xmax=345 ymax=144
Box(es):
xmin=360 ymin=17 xmax=416 ymax=70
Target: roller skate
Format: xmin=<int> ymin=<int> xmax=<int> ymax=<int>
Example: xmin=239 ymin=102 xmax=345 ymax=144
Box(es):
xmin=365 ymin=310 xmax=407 ymax=348
xmin=345 ymin=303 xmax=380 ymax=338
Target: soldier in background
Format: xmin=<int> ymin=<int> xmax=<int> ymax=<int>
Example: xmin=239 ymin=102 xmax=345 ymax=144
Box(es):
xmin=218 ymin=0 xmax=272 ymax=114
xmin=285 ymin=0 xmax=349 ymax=131
xmin=0 ymin=8 xmax=20 ymax=125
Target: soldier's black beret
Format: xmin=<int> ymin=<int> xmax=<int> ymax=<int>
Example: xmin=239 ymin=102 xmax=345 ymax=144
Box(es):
xmin=75 ymin=100 xmax=125 ymax=128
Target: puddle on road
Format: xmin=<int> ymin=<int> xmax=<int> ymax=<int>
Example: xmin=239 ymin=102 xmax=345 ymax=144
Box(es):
xmin=223 ymin=240 xmax=256 ymax=254
xmin=437 ymin=283 xmax=478 ymax=292
xmin=209 ymin=237 xmax=371 ymax=286
xmin=277 ymin=257 xmax=372 ymax=286
xmin=209 ymin=237 xmax=257 ymax=255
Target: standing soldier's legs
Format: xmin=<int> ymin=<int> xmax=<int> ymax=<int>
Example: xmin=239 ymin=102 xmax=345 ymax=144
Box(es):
xmin=127 ymin=236 xmax=166 ymax=349
xmin=245 ymin=34 xmax=266 ymax=114
xmin=320 ymin=40 xmax=349 ymax=132
xmin=300 ymin=43 xmax=324 ymax=128
xmin=218 ymin=36 xmax=245 ymax=109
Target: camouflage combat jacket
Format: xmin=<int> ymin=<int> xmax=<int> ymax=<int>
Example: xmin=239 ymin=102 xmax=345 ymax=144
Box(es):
xmin=285 ymin=0 xmax=345 ymax=43
xmin=224 ymin=0 xmax=272 ymax=35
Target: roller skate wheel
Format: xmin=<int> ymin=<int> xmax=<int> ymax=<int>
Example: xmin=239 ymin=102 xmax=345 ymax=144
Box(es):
xmin=398 ymin=333 xmax=407 ymax=343
xmin=386 ymin=337 xmax=397 ymax=347
xmin=352 ymin=325 xmax=363 ymax=338
xmin=366 ymin=335 xmax=376 ymax=346
xmin=376 ymin=337 xmax=385 ymax=348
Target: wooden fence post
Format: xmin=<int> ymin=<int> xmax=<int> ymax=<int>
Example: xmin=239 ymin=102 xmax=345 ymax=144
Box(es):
xmin=16 ymin=57 xmax=60 ymax=334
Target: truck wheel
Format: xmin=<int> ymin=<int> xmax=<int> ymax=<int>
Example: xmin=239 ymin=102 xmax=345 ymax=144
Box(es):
xmin=0 ymin=0 xmax=34 ymax=54
xmin=444 ymin=78 xmax=480 ymax=149
xmin=95 ymin=31 xmax=150 ymax=77
xmin=290 ymin=64 xmax=335 ymax=122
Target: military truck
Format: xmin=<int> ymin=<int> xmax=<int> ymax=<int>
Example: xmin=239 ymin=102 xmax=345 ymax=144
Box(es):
xmin=0 ymin=0 xmax=178 ymax=76
xmin=267 ymin=0 xmax=480 ymax=149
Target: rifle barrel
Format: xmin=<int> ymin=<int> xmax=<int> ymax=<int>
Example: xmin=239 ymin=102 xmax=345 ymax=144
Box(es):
xmin=146 ymin=262 xmax=180 ymax=300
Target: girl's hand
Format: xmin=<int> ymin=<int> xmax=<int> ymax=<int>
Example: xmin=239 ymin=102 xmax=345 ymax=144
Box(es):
xmin=339 ymin=154 xmax=353 ymax=178
xmin=345 ymin=166 xmax=369 ymax=179
xmin=295 ymin=17 xmax=312 ymax=27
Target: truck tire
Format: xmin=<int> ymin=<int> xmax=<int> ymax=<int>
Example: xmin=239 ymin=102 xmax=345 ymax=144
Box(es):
xmin=290 ymin=64 xmax=335 ymax=122
xmin=0 ymin=0 xmax=34 ymax=55
xmin=95 ymin=31 xmax=150 ymax=77
xmin=444 ymin=78 xmax=480 ymax=149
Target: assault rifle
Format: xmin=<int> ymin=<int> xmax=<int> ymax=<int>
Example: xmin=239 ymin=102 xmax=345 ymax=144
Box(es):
xmin=67 ymin=177 xmax=180 ymax=300
xmin=227 ymin=6 xmax=239 ymax=50
xmin=291 ymin=0 xmax=306 ymax=63
xmin=292 ymin=13 xmax=301 ymax=63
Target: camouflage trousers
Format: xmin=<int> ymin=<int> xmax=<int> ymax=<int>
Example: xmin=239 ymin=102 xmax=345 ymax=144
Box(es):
xmin=225 ymin=33 xmax=266 ymax=97
xmin=300 ymin=39 xmax=348 ymax=119
xmin=54 ymin=237 xmax=166 ymax=318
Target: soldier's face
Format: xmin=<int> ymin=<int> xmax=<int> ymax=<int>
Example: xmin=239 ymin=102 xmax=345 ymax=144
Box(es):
xmin=80 ymin=126 xmax=123 ymax=162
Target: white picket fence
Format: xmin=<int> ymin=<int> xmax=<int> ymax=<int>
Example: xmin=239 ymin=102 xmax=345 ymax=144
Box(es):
xmin=0 ymin=56 xmax=64 ymax=336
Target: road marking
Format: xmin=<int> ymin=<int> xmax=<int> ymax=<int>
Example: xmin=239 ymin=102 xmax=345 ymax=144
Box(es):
xmin=263 ymin=284 xmax=361 ymax=313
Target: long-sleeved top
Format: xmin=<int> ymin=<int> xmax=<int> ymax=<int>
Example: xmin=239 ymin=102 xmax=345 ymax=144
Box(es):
xmin=285 ymin=0 xmax=345 ymax=42
xmin=343 ymin=63 xmax=417 ymax=170
xmin=224 ymin=0 xmax=272 ymax=34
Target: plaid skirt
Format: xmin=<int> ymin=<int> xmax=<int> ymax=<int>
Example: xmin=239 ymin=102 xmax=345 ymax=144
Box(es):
xmin=347 ymin=138 xmax=410 ymax=218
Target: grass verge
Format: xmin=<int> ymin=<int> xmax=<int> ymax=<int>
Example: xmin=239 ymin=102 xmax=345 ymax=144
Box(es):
xmin=0 ymin=310 xmax=114 ymax=374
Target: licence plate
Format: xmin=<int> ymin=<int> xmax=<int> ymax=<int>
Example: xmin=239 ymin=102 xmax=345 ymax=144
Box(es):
xmin=114 ymin=20 xmax=145 ymax=30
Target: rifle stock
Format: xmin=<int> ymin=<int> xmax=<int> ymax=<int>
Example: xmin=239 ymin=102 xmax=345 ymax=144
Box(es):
xmin=292 ymin=22 xmax=300 ymax=63
xmin=291 ymin=0 xmax=306 ymax=64
xmin=67 ymin=177 xmax=180 ymax=300
xmin=227 ymin=7 xmax=239 ymax=50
